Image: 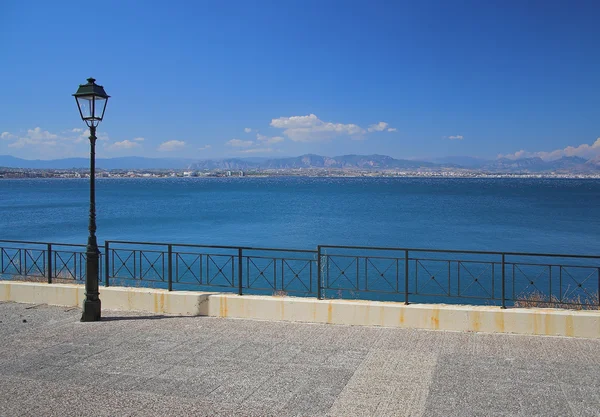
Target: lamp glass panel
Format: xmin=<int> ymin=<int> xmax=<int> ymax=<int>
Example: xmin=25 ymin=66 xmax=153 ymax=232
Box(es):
xmin=93 ymin=96 xmax=107 ymax=120
xmin=76 ymin=96 xmax=94 ymax=119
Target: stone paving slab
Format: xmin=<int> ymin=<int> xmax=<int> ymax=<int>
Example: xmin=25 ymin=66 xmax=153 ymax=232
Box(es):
xmin=0 ymin=301 xmax=599 ymax=416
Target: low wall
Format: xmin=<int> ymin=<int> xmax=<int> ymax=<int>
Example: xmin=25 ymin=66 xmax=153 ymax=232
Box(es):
xmin=1 ymin=281 xmax=598 ymax=339
xmin=0 ymin=282 xmax=211 ymax=316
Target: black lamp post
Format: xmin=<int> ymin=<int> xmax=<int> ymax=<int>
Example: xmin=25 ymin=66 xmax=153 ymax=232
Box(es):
xmin=73 ymin=77 xmax=110 ymax=322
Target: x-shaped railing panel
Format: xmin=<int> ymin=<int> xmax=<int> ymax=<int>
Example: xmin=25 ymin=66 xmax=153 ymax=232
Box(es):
xmin=25 ymin=250 xmax=46 ymax=277
xmin=513 ymin=264 xmax=548 ymax=298
xmin=111 ymin=250 xmax=135 ymax=279
xmin=416 ymin=259 xmax=450 ymax=296
xmin=176 ymin=253 xmax=202 ymax=283
xmin=247 ymin=257 xmax=275 ymax=290
xmin=458 ymin=261 xmax=493 ymax=298
xmin=1 ymin=248 xmax=22 ymax=274
xmin=207 ymin=255 xmax=234 ymax=287
xmin=54 ymin=251 xmax=77 ymax=280
xmin=326 ymin=256 xmax=359 ymax=290
xmin=282 ymin=259 xmax=312 ymax=292
xmin=365 ymin=257 xmax=398 ymax=292
xmin=561 ymin=266 xmax=598 ymax=300
xmin=140 ymin=251 xmax=165 ymax=281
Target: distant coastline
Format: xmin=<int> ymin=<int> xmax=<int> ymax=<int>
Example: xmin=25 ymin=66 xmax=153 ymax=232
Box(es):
xmin=1 ymin=153 xmax=599 ymax=176
xmin=1 ymin=167 xmax=600 ymax=180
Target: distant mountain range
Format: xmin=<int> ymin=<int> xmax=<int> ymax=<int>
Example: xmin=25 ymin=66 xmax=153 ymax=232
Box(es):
xmin=1 ymin=154 xmax=599 ymax=173
xmin=188 ymin=154 xmax=439 ymax=171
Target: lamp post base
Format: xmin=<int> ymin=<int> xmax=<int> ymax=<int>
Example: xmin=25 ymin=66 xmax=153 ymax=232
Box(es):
xmin=81 ymin=299 xmax=101 ymax=322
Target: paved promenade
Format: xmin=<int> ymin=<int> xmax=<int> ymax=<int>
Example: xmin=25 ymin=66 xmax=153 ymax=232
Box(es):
xmin=0 ymin=301 xmax=599 ymax=416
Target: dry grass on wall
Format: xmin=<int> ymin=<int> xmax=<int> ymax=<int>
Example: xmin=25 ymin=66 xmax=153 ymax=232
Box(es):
xmin=514 ymin=291 xmax=599 ymax=310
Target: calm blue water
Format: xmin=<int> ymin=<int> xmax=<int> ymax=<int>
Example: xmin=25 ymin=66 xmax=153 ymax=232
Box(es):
xmin=1 ymin=177 xmax=599 ymax=255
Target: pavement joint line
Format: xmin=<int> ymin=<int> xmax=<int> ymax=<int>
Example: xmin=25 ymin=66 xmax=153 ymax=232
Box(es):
xmin=24 ymin=303 xmax=47 ymax=309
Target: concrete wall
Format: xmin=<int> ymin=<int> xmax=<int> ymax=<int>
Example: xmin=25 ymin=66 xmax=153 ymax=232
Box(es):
xmin=1 ymin=281 xmax=599 ymax=339
xmin=0 ymin=282 xmax=210 ymax=316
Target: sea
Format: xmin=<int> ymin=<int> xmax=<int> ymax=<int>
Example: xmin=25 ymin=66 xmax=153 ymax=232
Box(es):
xmin=1 ymin=177 xmax=599 ymax=255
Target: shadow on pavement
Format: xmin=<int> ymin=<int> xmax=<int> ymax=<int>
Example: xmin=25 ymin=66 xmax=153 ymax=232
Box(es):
xmin=101 ymin=314 xmax=200 ymax=321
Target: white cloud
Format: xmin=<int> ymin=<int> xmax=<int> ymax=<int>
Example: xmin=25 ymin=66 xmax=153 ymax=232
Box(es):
xmin=1 ymin=127 xmax=110 ymax=148
xmin=387 ymin=128 xmax=397 ymax=132
xmin=133 ymin=137 xmax=145 ymax=142
xmin=0 ymin=126 xmax=116 ymax=159
xmin=499 ymin=150 xmax=530 ymax=160
xmin=447 ymin=135 xmax=464 ymax=140
xmin=244 ymin=128 xmax=252 ymax=133
xmin=367 ymin=122 xmax=389 ymax=132
xmin=225 ymin=135 xmax=283 ymax=154
xmin=499 ymin=138 xmax=600 ymax=161
xmin=270 ymin=114 xmax=366 ymax=142
xmin=26 ymin=127 xmax=58 ymax=141
xmin=256 ymin=134 xmax=284 ymax=144
xmin=239 ymin=147 xmax=274 ymax=154
xmin=270 ymin=114 xmax=321 ymax=129
xmin=6 ymin=127 xmax=60 ymax=148
xmin=106 ymin=140 xmax=140 ymax=151
xmin=8 ymin=138 xmax=52 ymax=148
xmin=198 ymin=145 xmax=212 ymax=150
xmin=226 ymin=139 xmax=254 ymax=147
xmin=158 ymin=140 xmax=186 ymax=151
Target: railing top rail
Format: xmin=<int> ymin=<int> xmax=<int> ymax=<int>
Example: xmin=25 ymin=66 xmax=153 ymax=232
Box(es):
xmin=0 ymin=239 xmax=87 ymax=248
xmin=318 ymin=244 xmax=600 ymax=259
xmin=106 ymin=240 xmax=317 ymax=254
xmin=1 ymin=239 xmax=597 ymax=259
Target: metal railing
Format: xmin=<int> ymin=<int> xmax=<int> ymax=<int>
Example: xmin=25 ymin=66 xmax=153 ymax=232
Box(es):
xmin=103 ymin=241 xmax=316 ymax=295
xmin=1 ymin=239 xmax=599 ymax=309
xmin=0 ymin=239 xmax=103 ymax=284
xmin=318 ymin=245 xmax=600 ymax=308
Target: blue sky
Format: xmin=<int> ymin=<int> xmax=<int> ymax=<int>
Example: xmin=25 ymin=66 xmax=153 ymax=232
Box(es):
xmin=0 ymin=0 xmax=599 ymax=161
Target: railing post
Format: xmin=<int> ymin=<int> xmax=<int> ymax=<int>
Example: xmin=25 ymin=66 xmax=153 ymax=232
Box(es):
xmin=167 ymin=245 xmax=173 ymax=291
xmin=501 ymin=253 xmax=506 ymax=309
xmin=317 ymin=246 xmax=322 ymax=300
xmin=104 ymin=241 xmax=110 ymax=287
xmin=47 ymin=243 xmax=52 ymax=284
xmin=404 ymin=250 xmax=409 ymax=305
xmin=238 ymin=248 xmax=243 ymax=296
xmin=597 ymin=267 xmax=600 ymax=309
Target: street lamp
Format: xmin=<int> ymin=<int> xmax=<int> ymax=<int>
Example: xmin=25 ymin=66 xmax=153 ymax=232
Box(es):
xmin=73 ymin=77 xmax=110 ymax=322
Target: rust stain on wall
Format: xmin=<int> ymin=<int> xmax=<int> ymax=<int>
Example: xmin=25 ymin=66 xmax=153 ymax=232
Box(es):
xmin=431 ymin=308 xmax=440 ymax=329
xmin=220 ymin=297 xmax=228 ymax=317
xmin=398 ymin=308 xmax=405 ymax=325
xmin=470 ymin=311 xmax=481 ymax=332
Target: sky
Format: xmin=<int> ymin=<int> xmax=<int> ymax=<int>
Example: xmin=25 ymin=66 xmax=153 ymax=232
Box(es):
xmin=0 ymin=0 xmax=599 ymax=161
